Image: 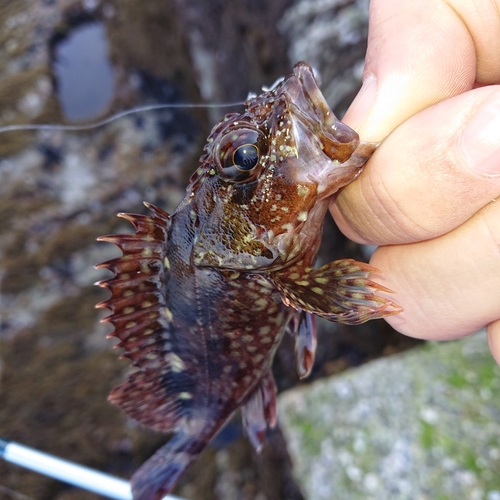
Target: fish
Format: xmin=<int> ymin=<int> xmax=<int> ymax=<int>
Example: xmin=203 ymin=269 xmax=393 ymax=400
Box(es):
xmin=96 ymin=62 xmax=401 ymax=500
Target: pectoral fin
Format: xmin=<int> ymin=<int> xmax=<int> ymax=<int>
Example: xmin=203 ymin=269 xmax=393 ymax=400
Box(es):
xmin=272 ymin=259 xmax=402 ymax=325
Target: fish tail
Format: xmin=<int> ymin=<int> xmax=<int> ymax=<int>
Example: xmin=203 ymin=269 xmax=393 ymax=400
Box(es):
xmin=131 ymin=429 xmax=207 ymax=500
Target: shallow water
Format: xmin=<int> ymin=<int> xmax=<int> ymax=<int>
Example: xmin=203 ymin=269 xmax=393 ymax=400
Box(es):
xmin=52 ymin=22 xmax=114 ymax=122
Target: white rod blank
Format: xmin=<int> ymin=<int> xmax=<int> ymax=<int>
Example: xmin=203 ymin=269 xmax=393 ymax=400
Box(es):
xmin=0 ymin=437 xmax=183 ymax=500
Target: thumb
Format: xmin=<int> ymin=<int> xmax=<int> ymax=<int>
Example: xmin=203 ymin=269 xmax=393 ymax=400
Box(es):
xmin=342 ymin=0 xmax=500 ymax=141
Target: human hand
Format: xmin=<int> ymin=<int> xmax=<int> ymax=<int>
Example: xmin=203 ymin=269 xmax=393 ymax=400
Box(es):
xmin=330 ymin=0 xmax=500 ymax=363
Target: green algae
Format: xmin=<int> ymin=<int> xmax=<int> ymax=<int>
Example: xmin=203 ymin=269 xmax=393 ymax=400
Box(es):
xmin=279 ymin=332 xmax=500 ymax=500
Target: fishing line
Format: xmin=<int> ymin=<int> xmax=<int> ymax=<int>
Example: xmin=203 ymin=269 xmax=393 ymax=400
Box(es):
xmin=0 ymin=101 xmax=245 ymax=134
xmin=0 ymin=483 xmax=36 ymax=500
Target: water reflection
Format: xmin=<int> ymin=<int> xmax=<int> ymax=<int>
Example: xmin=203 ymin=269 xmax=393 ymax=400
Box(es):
xmin=52 ymin=22 xmax=114 ymax=122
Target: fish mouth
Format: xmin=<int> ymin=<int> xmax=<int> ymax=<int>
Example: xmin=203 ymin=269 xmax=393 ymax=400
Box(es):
xmin=281 ymin=62 xmax=378 ymax=173
xmin=281 ymin=62 xmax=363 ymax=164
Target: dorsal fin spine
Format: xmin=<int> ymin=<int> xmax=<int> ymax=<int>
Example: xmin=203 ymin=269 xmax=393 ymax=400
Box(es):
xmin=95 ymin=204 xmax=190 ymax=432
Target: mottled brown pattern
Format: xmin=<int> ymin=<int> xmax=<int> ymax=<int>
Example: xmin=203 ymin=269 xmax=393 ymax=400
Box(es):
xmin=97 ymin=62 xmax=401 ymax=500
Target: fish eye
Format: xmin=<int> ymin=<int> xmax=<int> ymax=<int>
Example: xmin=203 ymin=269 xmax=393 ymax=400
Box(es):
xmin=232 ymin=144 xmax=259 ymax=170
xmin=215 ymin=127 xmax=267 ymax=182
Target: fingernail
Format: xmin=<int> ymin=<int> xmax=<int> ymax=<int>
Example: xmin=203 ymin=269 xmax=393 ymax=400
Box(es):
xmin=461 ymin=96 xmax=500 ymax=176
xmin=343 ymin=74 xmax=378 ymax=131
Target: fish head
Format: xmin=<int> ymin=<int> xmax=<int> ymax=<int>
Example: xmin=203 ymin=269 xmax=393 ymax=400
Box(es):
xmin=189 ymin=62 xmax=377 ymax=270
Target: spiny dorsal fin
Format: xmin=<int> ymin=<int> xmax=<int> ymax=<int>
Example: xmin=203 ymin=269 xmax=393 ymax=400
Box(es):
xmin=271 ymin=258 xmax=402 ymax=325
xmin=96 ymin=204 xmax=191 ymax=432
xmin=95 ymin=203 xmax=171 ymax=365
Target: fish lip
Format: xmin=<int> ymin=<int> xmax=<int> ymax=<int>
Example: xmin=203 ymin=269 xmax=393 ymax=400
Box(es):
xmin=281 ymin=62 xmax=360 ymax=151
xmin=276 ymin=63 xmax=377 ymax=196
xmin=290 ymin=62 xmax=333 ymax=125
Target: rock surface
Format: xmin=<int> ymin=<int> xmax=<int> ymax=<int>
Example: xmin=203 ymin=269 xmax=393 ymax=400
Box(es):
xmin=279 ymin=331 xmax=500 ymax=500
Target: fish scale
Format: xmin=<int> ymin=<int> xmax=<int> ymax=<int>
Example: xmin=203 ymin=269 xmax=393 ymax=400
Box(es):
xmin=96 ymin=62 xmax=402 ymax=500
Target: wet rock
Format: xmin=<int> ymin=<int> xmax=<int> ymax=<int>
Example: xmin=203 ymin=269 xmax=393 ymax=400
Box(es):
xmin=175 ymin=0 xmax=293 ymax=121
xmin=280 ymin=0 xmax=370 ymax=115
xmin=279 ymin=331 xmax=500 ymax=500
